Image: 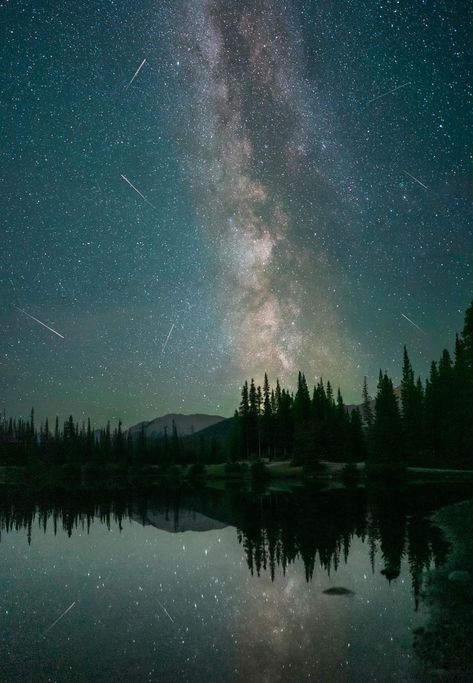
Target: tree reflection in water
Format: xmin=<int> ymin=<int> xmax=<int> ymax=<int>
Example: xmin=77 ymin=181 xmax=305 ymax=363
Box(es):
xmin=0 ymin=482 xmax=469 ymax=609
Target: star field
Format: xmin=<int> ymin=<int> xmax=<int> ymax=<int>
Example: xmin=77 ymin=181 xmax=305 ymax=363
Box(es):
xmin=1 ymin=0 xmax=471 ymax=425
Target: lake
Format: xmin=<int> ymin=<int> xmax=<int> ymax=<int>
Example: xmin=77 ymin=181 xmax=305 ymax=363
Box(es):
xmin=0 ymin=482 xmax=471 ymax=682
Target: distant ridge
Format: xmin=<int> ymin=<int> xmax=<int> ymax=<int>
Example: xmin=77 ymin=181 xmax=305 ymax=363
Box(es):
xmin=126 ymin=413 xmax=226 ymax=440
xmin=126 ymin=386 xmax=402 ymax=442
xmin=345 ymin=385 xmax=401 ymax=415
xmin=188 ymin=416 xmax=235 ymax=445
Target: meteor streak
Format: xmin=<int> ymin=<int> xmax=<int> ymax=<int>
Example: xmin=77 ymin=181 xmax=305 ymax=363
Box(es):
xmin=157 ymin=600 xmax=175 ymax=624
xmin=120 ymin=174 xmax=156 ymax=209
xmin=124 ymin=58 xmax=146 ymax=91
xmin=366 ymin=81 xmax=411 ymax=105
xmin=16 ymin=307 xmax=64 ymax=339
xmin=44 ymin=601 xmax=76 ymax=634
xmin=162 ymin=322 xmax=175 ymax=352
xmin=403 ymin=170 xmax=429 ymax=190
xmin=401 ymin=312 xmax=425 ymax=334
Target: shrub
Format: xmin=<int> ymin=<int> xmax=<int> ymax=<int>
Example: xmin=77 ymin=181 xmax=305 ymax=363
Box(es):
xmin=251 ymin=460 xmax=270 ymax=481
xmin=188 ymin=462 xmax=205 ymax=479
xmin=224 ymin=461 xmax=249 ymax=477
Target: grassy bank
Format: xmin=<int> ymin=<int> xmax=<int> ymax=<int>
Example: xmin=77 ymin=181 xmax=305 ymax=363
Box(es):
xmin=2 ymin=460 xmax=473 ymax=490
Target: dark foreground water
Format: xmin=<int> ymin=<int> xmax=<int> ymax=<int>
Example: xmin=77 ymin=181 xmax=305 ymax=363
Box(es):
xmin=0 ymin=482 xmax=471 ymax=682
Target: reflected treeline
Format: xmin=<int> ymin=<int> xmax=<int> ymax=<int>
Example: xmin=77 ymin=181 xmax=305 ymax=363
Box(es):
xmin=0 ymin=484 xmax=469 ymax=603
xmin=236 ymin=486 xmax=457 ymax=606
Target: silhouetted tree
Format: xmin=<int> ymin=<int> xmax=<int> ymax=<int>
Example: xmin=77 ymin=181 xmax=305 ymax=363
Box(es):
xmin=401 ymin=347 xmax=424 ymax=461
xmin=293 ymin=372 xmax=314 ymax=467
xmin=238 ymin=380 xmax=250 ymax=458
xmin=371 ymin=371 xmax=402 ymax=466
xmin=262 ymin=373 xmax=273 ymax=459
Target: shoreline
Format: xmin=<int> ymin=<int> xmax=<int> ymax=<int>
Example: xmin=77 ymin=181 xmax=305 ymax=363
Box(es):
xmin=414 ymin=497 xmax=473 ymax=678
xmin=2 ymin=460 xmax=473 ymax=490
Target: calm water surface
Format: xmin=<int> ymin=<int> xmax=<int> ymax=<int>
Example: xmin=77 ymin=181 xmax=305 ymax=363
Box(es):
xmin=0 ymin=483 xmax=470 ymax=682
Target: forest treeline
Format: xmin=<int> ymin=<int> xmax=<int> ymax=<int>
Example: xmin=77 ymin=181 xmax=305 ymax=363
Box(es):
xmin=1 ymin=301 xmax=472 ymax=474
xmin=232 ymin=301 xmax=473 ymax=471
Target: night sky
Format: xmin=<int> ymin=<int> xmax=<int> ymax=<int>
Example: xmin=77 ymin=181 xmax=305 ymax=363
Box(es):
xmin=1 ymin=0 xmax=471 ymax=426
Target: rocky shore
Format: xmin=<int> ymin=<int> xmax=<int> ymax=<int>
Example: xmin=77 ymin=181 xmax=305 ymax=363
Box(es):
xmin=415 ymin=498 xmax=473 ymax=680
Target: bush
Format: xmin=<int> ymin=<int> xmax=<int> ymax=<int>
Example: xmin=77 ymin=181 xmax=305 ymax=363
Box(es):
xmin=251 ymin=460 xmax=270 ymax=481
xmin=224 ymin=461 xmax=249 ymax=477
xmin=188 ymin=462 xmax=205 ymax=479
xmin=366 ymin=461 xmax=406 ymax=480
xmin=342 ymin=462 xmax=359 ymax=481
xmin=164 ymin=464 xmax=179 ymax=477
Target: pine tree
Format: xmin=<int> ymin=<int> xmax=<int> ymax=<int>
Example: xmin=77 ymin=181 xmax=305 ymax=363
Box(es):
xmin=275 ymin=379 xmax=282 ymax=413
xmin=424 ymin=361 xmax=441 ymax=460
xmin=333 ymin=388 xmax=349 ymax=461
xmin=436 ymin=349 xmax=457 ymax=464
xmin=349 ymin=408 xmax=366 ymax=463
xmin=276 ymin=389 xmax=293 ymax=458
xmin=102 ymin=420 xmax=112 ymax=463
xmin=256 ymin=385 xmax=262 ymax=458
xmin=170 ymin=419 xmax=180 ymax=464
xmin=326 ymin=380 xmax=334 ymax=407
xmin=401 ymin=346 xmax=418 ymax=461
xmin=293 ymin=372 xmax=311 ymax=421
xmin=312 ymin=380 xmax=328 ymax=458
xmin=248 ymin=379 xmax=259 ymax=458
xmin=461 ymin=300 xmax=473 ymax=371
xmin=293 ymin=372 xmax=315 ymax=467
xmin=262 ymin=373 xmax=273 ymax=459
xmin=361 ymin=377 xmax=374 ymax=431
xmin=113 ymin=419 xmax=125 ymax=463
xmin=41 ymin=417 xmax=50 ymax=460
xmin=456 ymin=306 xmax=473 ymax=463
xmin=238 ymin=381 xmax=250 ymax=458
xmin=86 ymin=417 xmax=93 ymax=462
xmin=371 ymin=371 xmax=402 ymax=467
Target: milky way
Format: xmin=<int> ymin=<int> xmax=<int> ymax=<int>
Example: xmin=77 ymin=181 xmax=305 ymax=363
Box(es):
xmin=172 ymin=0 xmax=355 ymax=386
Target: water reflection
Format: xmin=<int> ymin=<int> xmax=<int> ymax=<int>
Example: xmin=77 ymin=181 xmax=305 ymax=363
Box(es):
xmin=1 ymin=482 xmax=472 ymax=682
xmin=0 ymin=483 xmax=467 ymax=604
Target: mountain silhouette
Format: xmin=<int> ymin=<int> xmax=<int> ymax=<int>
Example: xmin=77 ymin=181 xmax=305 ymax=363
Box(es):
xmin=126 ymin=413 xmax=226 ymax=440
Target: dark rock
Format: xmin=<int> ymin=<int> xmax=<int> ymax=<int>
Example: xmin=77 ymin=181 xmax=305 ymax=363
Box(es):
xmin=322 ymin=587 xmax=355 ymax=596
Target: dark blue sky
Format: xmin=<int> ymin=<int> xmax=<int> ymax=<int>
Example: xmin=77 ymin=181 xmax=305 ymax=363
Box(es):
xmin=1 ymin=0 xmax=471 ymax=425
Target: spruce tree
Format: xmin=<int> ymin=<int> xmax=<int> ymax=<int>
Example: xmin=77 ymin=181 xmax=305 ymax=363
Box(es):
xmin=371 ymin=371 xmax=402 ymax=468
xmin=401 ymin=346 xmax=417 ymax=461
xmin=461 ymin=300 xmax=473 ymax=371
xmin=312 ymin=380 xmax=328 ymax=458
xmin=293 ymin=372 xmax=315 ymax=467
xmin=333 ymin=388 xmax=349 ymax=461
xmin=424 ymin=364 xmax=439 ymax=460
xmin=276 ymin=389 xmax=293 ymax=458
xmin=262 ymin=373 xmax=273 ymax=459
xmin=349 ymin=408 xmax=366 ymax=463
xmin=248 ymin=379 xmax=259 ymax=458
xmin=361 ymin=377 xmax=374 ymax=431
xmin=170 ymin=419 xmax=180 ymax=464
xmin=456 ymin=305 xmax=473 ymax=463
xmin=437 ymin=349 xmax=456 ymax=464
xmin=238 ymin=381 xmax=250 ymax=458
